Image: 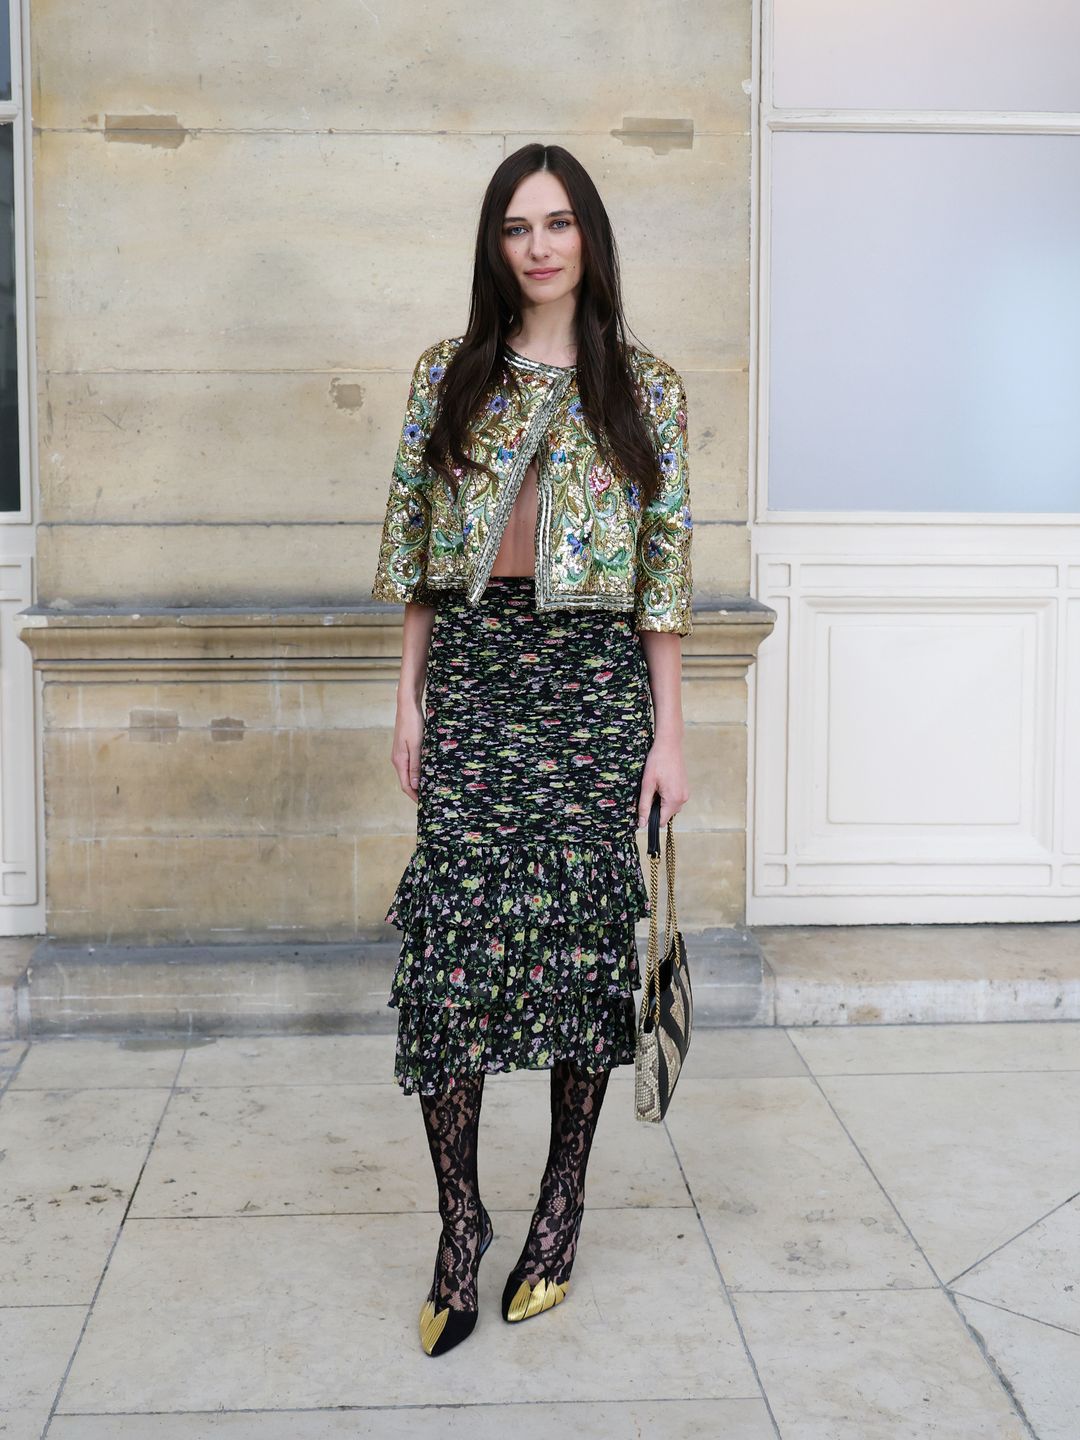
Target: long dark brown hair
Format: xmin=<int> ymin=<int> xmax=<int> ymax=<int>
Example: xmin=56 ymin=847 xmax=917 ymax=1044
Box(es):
xmin=423 ymin=143 xmax=665 ymax=509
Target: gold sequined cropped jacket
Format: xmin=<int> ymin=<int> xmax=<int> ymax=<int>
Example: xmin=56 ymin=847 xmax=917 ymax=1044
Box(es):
xmin=370 ymin=335 xmax=694 ymax=635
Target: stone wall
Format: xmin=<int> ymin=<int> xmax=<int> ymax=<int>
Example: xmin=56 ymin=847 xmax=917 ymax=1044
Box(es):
xmin=23 ymin=2 xmax=763 ymax=941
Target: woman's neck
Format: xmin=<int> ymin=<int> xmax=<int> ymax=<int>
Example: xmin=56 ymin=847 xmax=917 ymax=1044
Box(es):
xmin=507 ymin=306 xmax=578 ymax=368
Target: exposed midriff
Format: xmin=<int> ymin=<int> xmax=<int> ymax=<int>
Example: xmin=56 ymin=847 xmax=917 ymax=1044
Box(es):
xmin=489 ymin=452 xmax=538 ymax=577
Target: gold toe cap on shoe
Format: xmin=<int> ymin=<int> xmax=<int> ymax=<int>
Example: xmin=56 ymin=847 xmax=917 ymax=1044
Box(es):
xmin=419 ymin=1298 xmax=449 ymax=1354
xmin=505 ymin=1276 xmax=569 ymax=1322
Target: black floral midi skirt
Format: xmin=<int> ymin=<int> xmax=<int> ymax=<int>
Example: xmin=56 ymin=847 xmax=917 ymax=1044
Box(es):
xmin=384 ymin=575 xmax=655 ymax=1096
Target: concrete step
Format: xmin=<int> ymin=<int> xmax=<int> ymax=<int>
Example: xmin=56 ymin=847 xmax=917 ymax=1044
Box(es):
xmin=0 ymin=937 xmax=37 ymax=1039
xmin=3 ymin=922 xmax=1079 ymax=1039
xmin=754 ymin=921 xmax=1080 ymax=1026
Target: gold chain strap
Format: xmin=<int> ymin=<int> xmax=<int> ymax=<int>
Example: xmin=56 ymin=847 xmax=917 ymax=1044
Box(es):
xmin=640 ymin=818 xmax=679 ymax=1030
xmin=665 ymin=821 xmax=679 ymax=950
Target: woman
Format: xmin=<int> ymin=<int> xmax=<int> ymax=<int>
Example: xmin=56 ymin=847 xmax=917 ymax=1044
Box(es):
xmin=372 ymin=143 xmax=693 ymax=1357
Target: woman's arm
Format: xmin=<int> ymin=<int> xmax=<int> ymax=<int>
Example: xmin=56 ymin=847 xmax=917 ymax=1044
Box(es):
xmin=391 ymin=599 xmax=437 ymax=803
xmin=636 ymin=630 xmax=690 ymax=828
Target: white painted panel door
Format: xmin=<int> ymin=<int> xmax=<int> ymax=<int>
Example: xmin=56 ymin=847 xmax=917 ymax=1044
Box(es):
xmin=0 ymin=0 xmax=44 ymax=935
xmin=0 ymin=548 xmax=42 ymax=929
xmin=749 ymin=1 xmax=1080 ymax=922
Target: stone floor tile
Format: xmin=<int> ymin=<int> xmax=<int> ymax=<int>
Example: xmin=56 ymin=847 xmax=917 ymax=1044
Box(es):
xmin=0 ymin=938 xmax=32 ymax=1042
xmin=679 ymin=1027 xmax=810 ymax=1080
xmin=953 ymin=1195 xmax=1080 ymax=1334
xmin=789 ymin=1020 xmax=1080 ymax=1076
xmin=0 ymin=1304 xmax=85 ymax=1439
xmin=0 ymin=1087 xmax=169 ymax=1304
xmin=176 ymin=1034 xmax=399 ymax=1088
xmin=175 ymin=1032 xmax=621 ymax=1088
xmin=665 ymin=1077 xmax=933 ymax=1291
xmin=47 ymin=1397 xmax=776 ymax=1438
xmin=12 ymin=1035 xmax=185 ymax=1090
xmin=953 ymin=1294 xmax=1080 ymax=1440
xmin=58 ymin=1208 xmax=755 ymax=1412
xmin=479 ymin=1073 xmax=692 ymax=1212
xmin=819 ymin=1070 xmax=1080 ymax=1281
xmin=736 ymin=1289 xmax=1029 ymax=1438
xmin=0 ymin=1040 xmax=28 ymax=1078
xmin=130 ymin=1083 xmax=427 ymax=1219
xmin=130 ymin=1073 xmax=685 ymax=1220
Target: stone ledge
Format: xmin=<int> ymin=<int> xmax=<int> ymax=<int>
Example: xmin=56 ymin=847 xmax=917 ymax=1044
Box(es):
xmin=14 ymin=597 xmax=777 ymax=681
xmin=6 ymin=923 xmax=1080 ymax=1039
xmin=10 ymin=931 xmax=769 ymax=1038
xmin=756 ymin=921 xmax=1080 ymax=1026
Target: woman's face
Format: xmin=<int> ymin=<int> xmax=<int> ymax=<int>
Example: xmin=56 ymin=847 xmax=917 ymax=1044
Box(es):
xmin=500 ymin=170 xmax=583 ymax=312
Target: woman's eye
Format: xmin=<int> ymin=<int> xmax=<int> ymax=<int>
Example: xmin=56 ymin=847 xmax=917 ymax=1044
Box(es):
xmin=503 ymin=219 xmax=573 ymax=236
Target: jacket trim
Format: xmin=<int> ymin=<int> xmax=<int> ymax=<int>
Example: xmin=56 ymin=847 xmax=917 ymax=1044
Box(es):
xmin=504 ymin=343 xmax=576 ymax=380
xmin=465 ymin=368 xmax=575 ymax=605
xmin=534 ymin=586 xmax=635 ymax=614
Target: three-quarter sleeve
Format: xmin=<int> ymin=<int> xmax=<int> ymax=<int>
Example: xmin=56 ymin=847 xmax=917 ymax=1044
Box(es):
xmin=634 ymin=366 xmax=694 ymax=636
xmin=371 ymin=343 xmax=445 ymax=604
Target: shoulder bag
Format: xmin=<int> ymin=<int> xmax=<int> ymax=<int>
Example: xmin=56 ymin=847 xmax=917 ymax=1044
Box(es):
xmin=634 ymin=793 xmax=694 ymax=1122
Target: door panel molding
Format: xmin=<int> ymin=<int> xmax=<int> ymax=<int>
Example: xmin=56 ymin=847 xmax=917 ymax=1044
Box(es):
xmin=749 ymin=524 xmax=1080 ymax=922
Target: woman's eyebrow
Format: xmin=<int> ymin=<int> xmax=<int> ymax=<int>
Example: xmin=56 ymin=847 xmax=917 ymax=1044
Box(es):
xmin=502 ymin=209 xmax=576 ymax=222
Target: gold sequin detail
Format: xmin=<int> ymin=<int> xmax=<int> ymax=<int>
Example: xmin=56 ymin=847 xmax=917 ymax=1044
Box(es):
xmin=372 ymin=337 xmax=693 ymax=635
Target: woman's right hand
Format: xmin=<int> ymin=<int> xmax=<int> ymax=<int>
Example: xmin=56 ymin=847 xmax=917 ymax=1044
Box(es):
xmin=392 ymin=698 xmax=425 ymax=804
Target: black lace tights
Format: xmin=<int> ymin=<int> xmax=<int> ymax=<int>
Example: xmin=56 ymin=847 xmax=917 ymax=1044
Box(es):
xmin=418 ymin=1074 xmax=486 ymax=1312
xmin=510 ymin=1057 xmax=612 ymax=1288
xmin=419 ymin=1059 xmax=612 ymax=1308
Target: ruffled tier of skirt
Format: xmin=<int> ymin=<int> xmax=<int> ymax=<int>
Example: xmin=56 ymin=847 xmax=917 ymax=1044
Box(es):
xmin=386 ymin=834 xmax=650 ymax=1094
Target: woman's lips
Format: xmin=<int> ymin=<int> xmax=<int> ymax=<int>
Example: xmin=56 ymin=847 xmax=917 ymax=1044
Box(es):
xmin=525 ymin=268 xmax=560 ymax=279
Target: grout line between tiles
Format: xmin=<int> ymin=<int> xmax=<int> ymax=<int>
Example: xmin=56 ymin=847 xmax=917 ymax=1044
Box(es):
xmin=660 ymin=1113 xmax=785 ymax=1440
xmin=0 ymin=1301 xmax=87 ymax=1310
xmin=39 ymin=1045 xmax=190 ymax=1439
xmin=948 ymin=1187 xmax=1080 ymax=1287
xmin=51 ymin=1394 xmax=767 ymax=1418
xmin=0 ymin=1040 xmax=32 ymax=1099
xmin=723 ymin=1283 xmax=941 ymax=1294
xmin=799 ymin=1066 xmax=1042 ymax=1440
xmin=783 ymin=1066 xmax=1080 ymax=1078
xmin=120 ymin=1204 xmax=700 ymax=1221
xmin=949 ymin=1290 xmax=1080 ymax=1340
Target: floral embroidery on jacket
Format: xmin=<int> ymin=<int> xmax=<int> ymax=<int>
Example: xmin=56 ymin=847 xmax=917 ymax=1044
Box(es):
xmin=371 ymin=336 xmax=694 ymax=635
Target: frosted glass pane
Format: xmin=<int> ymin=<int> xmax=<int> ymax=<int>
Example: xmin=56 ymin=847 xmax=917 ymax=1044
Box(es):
xmin=767 ymin=132 xmax=1080 ymax=513
xmin=773 ymin=0 xmax=1080 ymax=113
xmin=0 ymin=124 xmax=17 ymax=511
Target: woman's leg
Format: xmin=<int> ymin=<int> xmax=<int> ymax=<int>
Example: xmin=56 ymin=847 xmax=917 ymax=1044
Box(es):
xmin=511 ymin=1057 xmax=611 ymax=1287
xmin=418 ymin=1073 xmax=488 ymax=1310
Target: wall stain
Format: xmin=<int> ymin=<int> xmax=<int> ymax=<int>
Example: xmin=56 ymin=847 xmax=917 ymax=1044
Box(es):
xmin=330 ymin=379 xmax=365 ymax=412
xmin=129 ymin=709 xmax=179 ymax=743
xmin=210 ymin=717 xmax=245 ymax=742
xmin=610 ymin=117 xmax=694 ymax=155
xmin=104 ymin=114 xmax=188 ymax=148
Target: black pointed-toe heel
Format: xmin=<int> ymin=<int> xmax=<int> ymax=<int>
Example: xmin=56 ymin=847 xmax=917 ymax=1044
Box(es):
xmin=418 ymin=1202 xmax=494 ymax=1356
xmin=500 ymin=1195 xmax=584 ymax=1324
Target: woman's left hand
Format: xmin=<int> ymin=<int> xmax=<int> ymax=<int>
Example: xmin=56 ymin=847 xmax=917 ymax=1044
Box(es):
xmin=637 ymin=737 xmax=690 ymax=828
